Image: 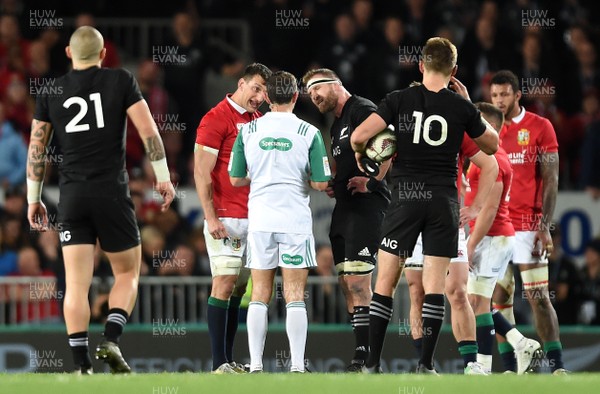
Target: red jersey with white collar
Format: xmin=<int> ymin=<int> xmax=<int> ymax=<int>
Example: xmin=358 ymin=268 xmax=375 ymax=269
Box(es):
xmin=499 ymin=109 xmax=558 ymax=231
xmin=195 ymin=95 xmax=261 ymax=218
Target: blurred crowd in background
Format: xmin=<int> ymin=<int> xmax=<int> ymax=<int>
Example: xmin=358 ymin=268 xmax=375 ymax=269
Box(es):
xmin=0 ymin=0 xmax=599 ymax=325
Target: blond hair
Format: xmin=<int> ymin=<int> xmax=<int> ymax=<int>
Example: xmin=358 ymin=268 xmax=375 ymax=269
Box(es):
xmin=422 ymin=37 xmax=457 ymax=76
xmin=69 ymin=26 xmax=104 ymax=62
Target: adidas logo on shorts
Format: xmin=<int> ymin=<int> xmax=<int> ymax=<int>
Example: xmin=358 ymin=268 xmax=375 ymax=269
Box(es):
xmin=358 ymin=247 xmax=371 ymax=257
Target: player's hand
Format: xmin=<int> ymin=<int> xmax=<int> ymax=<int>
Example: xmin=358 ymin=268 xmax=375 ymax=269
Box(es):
xmin=28 ymin=202 xmax=48 ymax=232
xmin=355 ymin=152 xmax=367 ymax=173
xmin=449 ymin=77 xmax=471 ymax=101
xmin=207 ymin=217 xmax=229 ymax=240
xmin=347 ymin=176 xmax=369 ymax=195
xmin=459 ymin=205 xmax=479 ymax=227
xmin=325 ymin=179 xmax=335 ymax=198
xmin=155 ymin=181 xmax=176 ymax=212
xmin=533 ymin=228 xmax=553 ymax=257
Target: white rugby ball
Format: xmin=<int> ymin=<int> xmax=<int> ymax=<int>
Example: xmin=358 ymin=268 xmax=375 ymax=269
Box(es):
xmin=365 ymin=126 xmax=397 ymax=162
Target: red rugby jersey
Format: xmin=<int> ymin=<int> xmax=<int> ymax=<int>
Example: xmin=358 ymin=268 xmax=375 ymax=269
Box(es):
xmin=499 ymin=109 xmax=558 ymax=231
xmin=465 ymin=146 xmax=515 ymax=236
xmin=195 ymin=95 xmax=261 ymax=218
xmin=458 ymin=132 xmax=480 ymax=200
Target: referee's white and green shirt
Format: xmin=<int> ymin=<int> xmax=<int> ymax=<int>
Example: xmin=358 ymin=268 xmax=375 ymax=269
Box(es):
xmin=228 ymin=112 xmax=331 ymax=234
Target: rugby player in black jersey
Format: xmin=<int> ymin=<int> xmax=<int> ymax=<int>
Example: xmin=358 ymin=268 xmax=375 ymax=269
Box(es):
xmin=351 ymin=37 xmax=498 ymax=374
xmin=27 ymin=26 xmax=175 ymax=374
xmin=302 ymin=68 xmax=392 ymax=372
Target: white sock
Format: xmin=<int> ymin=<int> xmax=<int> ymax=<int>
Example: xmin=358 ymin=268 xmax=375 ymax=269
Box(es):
xmin=247 ymin=301 xmax=268 ymax=372
xmin=286 ymin=301 xmax=308 ymax=372
xmin=506 ymin=328 xmax=526 ymax=349
xmin=477 ymin=353 xmax=493 ymax=371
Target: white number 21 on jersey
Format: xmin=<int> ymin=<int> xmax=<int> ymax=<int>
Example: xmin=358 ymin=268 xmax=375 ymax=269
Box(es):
xmin=63 ymin=93 xmax=105 ymax=133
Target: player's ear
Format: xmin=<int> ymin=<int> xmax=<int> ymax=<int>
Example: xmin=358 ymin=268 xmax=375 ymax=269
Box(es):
xmin=451 ymin=65 xmax=458 ymax=77
xmin=65 ymin=46 xmax=72 ymax=60
xmin=418 ymin=61 xmax=424 ymax=74
xmin=264 ymin=92 xmax=272 ymax=105
xmin=237 ymin=77 xmax=245 ymax=90
xmin=99 ymin=47 xmax=107 ymax=61
xmin=515 ymin=88 xmax=522 ymax=102
xmin=291 ymin=91 xmax=299 ymax=104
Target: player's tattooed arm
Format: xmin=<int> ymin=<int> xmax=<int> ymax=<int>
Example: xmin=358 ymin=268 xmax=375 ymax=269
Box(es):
xmin=540 ymin=152 xmax=559 ymax=232
xmin=143 ymin=135 xmax=166 ymax=161
xmin=27 ymin=120 xmax=54 ymax=181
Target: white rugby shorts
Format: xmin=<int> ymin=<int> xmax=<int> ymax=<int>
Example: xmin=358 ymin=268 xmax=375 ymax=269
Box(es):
xmin=246 ymin=231 xmax=317 ymax=270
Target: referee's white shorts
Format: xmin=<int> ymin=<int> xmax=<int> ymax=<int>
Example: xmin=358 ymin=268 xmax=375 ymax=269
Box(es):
xmin=247 ymin=231 xmax=317 ymax=270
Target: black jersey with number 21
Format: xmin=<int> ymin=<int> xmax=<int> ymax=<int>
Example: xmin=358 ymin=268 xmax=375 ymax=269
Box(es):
xmin=34 ymin=67 xmax=143 ymax=191
xmin=376 ymin=84 xmax=486 ymax=188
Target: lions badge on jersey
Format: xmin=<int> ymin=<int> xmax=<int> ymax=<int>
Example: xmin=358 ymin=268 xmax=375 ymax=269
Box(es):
xmin=230 ymin=237 xmax=242 ymax=252
xmin=236 ymin=123 xmax=245 ymax=133
xmin=517 ymin=129 xmax=530 ymax=146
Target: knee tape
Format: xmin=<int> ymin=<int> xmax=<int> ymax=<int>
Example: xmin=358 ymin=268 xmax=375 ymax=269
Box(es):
xmin=211 ymin=256 xmax=243 ymax=277
xmin=468 ymin=275 xmax=496 ymax=298
xmin=520 ymin=266 xmax=549 ymax=290
xmin=336 ymin=260 xmax=374 ymax=276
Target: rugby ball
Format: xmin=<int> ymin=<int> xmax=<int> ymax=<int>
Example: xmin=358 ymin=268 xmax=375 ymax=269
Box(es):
xmin=365 ymin=126 xmax=396 ymax=163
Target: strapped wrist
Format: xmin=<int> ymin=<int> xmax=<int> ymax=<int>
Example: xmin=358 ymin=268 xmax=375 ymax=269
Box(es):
xmin=150 ymin=158 xmax=170 ymax=183
xmin=27 ymin=179 xmax=43 ymax=204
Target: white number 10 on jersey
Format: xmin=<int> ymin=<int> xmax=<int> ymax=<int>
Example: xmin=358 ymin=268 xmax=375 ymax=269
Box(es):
xmin=63 ymin=92 xmax=105 ymax=133
xmin=411 ymin=111 xmax=448 ymax=146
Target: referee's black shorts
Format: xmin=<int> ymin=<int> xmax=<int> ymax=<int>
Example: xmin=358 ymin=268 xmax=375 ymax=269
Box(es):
xmin=330 ymin=193 xmax=389 ymax=271
xmin=379 ymin=185 xmax=459 ymax=259
xmin=57 ymin=187 xmax=141 ymax=253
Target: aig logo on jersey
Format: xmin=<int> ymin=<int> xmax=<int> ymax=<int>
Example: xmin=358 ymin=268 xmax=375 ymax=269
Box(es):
xmin=381 ymin=237 xmax=398 ymax=250
xmin=59 ymin=231 xmax=71 ymax=243
xmin=517 ymin=129 xmax=530 ymax=146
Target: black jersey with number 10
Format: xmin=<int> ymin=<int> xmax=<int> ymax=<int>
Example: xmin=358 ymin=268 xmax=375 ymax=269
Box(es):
xmin=376 ymin=84 xmax=486 ymax=188
xmin=33 ymin=67 xmax=143 ymax=193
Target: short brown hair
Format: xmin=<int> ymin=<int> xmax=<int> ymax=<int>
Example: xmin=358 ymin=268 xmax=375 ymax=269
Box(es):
xmin=475 ymin=102 xmax=504 ymax=132
xmin=301 ymin=68 xmax=340 ymax=87
xmin=422 ymin=37 xmax=457 ymax=76
xmin=242 ymin=63 xmax=272 ymax=82
xmin=267 ymin=71 xmax=297 ymax=105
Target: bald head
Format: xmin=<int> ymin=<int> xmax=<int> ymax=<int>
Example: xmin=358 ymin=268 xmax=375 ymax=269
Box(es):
xmin=69 ymin=26 xmax=104 ymax=63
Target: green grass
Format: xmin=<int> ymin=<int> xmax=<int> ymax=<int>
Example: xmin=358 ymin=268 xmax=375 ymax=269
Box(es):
xmin=2 ymin=373 xmax=599 ymax=394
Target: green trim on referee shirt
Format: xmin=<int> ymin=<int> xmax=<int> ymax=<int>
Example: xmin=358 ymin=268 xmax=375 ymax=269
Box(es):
xmin=308 ymin=131 xmax=331 ymax=182
xmin=228 ymin=130 xmax=247 ymax=177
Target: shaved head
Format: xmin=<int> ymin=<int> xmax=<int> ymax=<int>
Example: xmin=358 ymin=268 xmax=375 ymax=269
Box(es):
xmin=69 ymin=26 xmax=103 ymax=63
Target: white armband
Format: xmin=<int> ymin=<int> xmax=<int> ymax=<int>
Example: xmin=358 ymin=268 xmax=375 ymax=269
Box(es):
xmin=151 ymin=158 xmax=170 ymax=182
xmin=27 ymin=179 xmax=43 ymax=204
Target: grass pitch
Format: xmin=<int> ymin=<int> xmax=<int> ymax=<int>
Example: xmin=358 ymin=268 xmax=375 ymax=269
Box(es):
xmin=2 ymin=372 xmax=599 ymax=394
